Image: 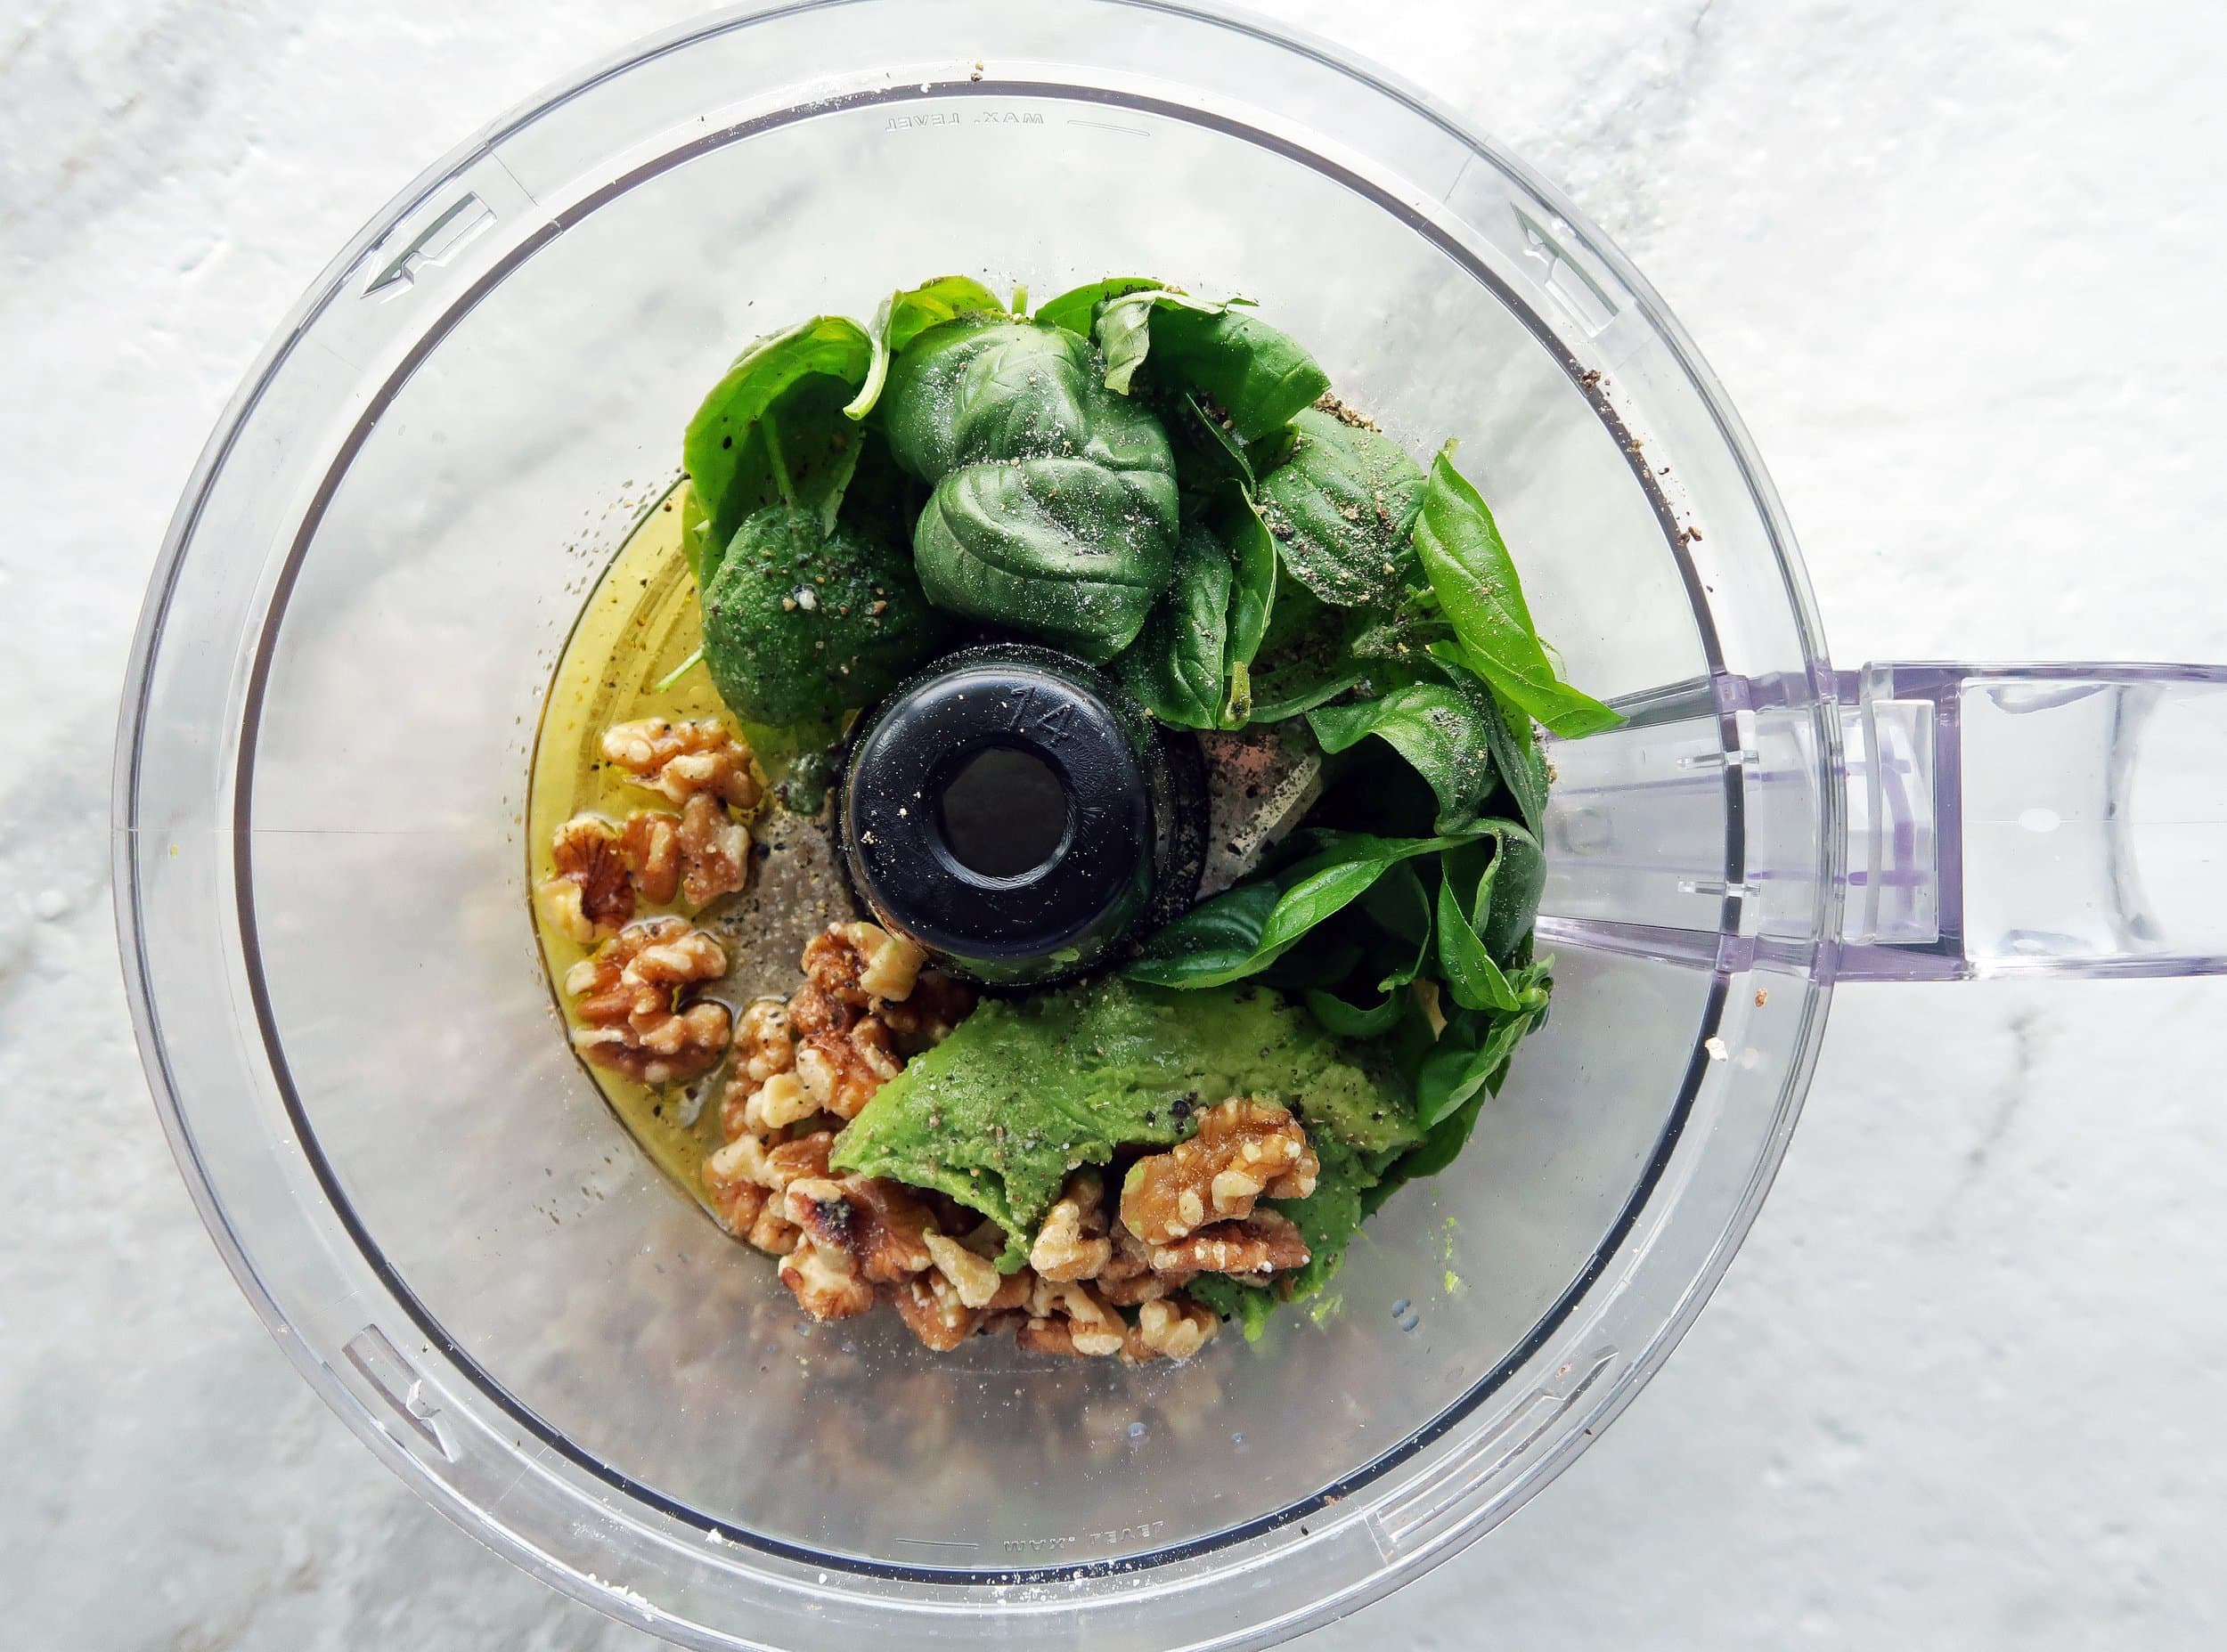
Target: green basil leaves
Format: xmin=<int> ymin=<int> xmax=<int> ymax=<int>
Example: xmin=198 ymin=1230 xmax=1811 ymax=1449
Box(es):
xmin=1255 ymin=407 xmax=1427 ymax=611
xmin=1413 ymin=443 xmax=1621 ymax=738
xmin=881 ymin=319 xmax=1180 ymax=663
xmin=1093 ymin=289 xmax=1330 ymax=441
xmin=681 ymin=316 xmax=874 ymax=582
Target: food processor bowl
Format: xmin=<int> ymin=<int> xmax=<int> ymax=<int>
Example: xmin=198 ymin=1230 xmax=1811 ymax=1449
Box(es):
xmin=114 ymin=3 xmax=2227 ymax=1648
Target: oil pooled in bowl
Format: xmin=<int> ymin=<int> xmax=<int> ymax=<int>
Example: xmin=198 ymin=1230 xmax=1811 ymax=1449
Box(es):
xmin=526 ymin=481 xmax=851 ymax=1212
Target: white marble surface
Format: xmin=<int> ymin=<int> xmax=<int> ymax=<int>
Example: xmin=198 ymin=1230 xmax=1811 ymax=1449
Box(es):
xmin=7 ymin=0 xmax=2227 ymax=1646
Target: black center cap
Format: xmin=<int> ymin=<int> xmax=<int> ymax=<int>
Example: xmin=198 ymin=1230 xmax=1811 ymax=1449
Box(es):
xmin=838 ymin=644 xmax=1203 ymax=988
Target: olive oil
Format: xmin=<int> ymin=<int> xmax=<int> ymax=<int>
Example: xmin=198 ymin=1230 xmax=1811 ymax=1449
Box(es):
xmin=526 ymin=479 xmax=842 ymax=1207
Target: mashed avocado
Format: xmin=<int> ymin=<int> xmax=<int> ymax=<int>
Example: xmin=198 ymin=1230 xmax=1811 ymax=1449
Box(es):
xmin=829 ymin=978 xmax=1418 ymax=1270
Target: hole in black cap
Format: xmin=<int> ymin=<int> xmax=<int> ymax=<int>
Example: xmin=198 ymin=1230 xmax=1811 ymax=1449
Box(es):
xmin=936 ymin=746 xmax=1070 ymax=879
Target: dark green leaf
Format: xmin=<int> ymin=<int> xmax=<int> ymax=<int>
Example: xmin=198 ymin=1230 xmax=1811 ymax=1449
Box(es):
xmin=1479 ymin=684 xmax=1550 ymax=836
xmin=844 ymin=275 xmax=1006 ymax=419
xmin=1170 ymin=390 xmax=1258 ymax=497
xmin=1095 ymin=290 xmax=1330 ymax=440
xmin=1413 ymin=443 xmax=1622 ymax=737
xmin=1308 ymin=676 xmax=1503 ymax=831
xmin=1359 ymin=859 xmax=1432 ymax=989
xmin=1251 ymin=665 xmax=1366 ymax=723
xmin=683 ymin=316 xmax=873 ymax=570
xmin=1255 ymin=407 xmax=1427 ymax=610
xmin=1117 ymin=519 xmax=1232 ymax=729
xmin=1483 ymin=829 xmax=1546 ymax=960
xmin=1032 ymin=276 xmax=1164 ymax=338
xmin=1305 ymin=988 xmax=1405 ymax=1038
xmin=1116 ymin=486 xmax=1276 ymax=729
xmin=1127 ymin=824 xmax=1506 ymax=990
xmin=883 ymin=320 xmax=1180 ymax=663
xmin=1435 ymin=860 xmax=1521 ymax=1013
xmin=1121 ymin=881 xmax=1283 ymax=989
xmin=1223 ymin=489 xmax=1277 ymax=671
xmin=700 ymin=502 xmax=947 ymax=724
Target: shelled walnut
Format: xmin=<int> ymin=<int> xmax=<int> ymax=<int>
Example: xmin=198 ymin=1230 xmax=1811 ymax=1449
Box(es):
xmin=1017 ymin=1277 xmax=1127 ymax=1359
xmin=539 ymin=816 xmax=634 ymax=943
xmin=723 ymin=921 xmax=968 ymax=1135
xmin=1029 ymin=1169 xmax=1114 ymax=1282
xmin=1119 ymin=1098 xmax=1318 ymax=1245
xmin=1144 ymin=1209 xmax=1309 ymax=1278
xmin=783 ymin=1176 xmax=938 ymax=1285
xmin=1122 ymin=1297 xmax=1220 ymax=1363
xmin=620 ymin=794 xmax=751 ymax=908
xmin=600 ymin=716 xmax=764 ymax=810
xmin=563 ymin=917 xmax=730 ymax=1086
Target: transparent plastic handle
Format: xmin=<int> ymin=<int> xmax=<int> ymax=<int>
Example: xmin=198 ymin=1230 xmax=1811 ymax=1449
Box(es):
xmin=1840 ymin=663 xmax=2227 ymax=981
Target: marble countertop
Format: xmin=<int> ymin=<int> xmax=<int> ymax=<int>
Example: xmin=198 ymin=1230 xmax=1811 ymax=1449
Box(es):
xmin=7 ymin=0 xmax=2227 ymax=1646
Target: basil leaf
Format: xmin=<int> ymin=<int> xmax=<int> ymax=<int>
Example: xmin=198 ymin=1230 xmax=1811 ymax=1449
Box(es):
xmin=1304 ymin=989 xmax=1405 ymax=1038
xmin=1117 ymin=519 xmax=1231 ymax=729
xmin=1032 ymin=275 xmax=1164 ymax=338
xmin=1121 ymin=881 xmax=1283 ymax=988
xmin=683 ymin=316 xmax=873 ymax=570
xmin=1115 ymin=486 xmax=1275 ymax=728
xmin=884 ymin=320 xmax=1180 ymax=663
xmin=1171 ymin=390 xmax=1258 ymax=497
xmin=1435 ymin=859 xmax=1521 ymax=1013
xmin=678 ymin=482 xmax=715 ymax=586
xmin=1415 ymin=1013 xmax=1493 ymax=1126
xmin=1224 ymin=488 xmax=1277 ymax=671
xmin=1095 ymin=290 xmax=1330 ymax=441
xmin=701 ymin=502 xmax=947 ymax=725
xmin=1127 ymin=823 xmax=1507 ymax=989
xmin=1484 ymin=828 xmax=1546 ymax=961
xmin=1307 ymin=676 xmax=1502 ymax=832
xmin=1256 ymin=408 xmax=1427 ymax=610
xmin=1358 ymin=859 xmax=1432 ymax=989
xmin=1251 ymin=664 xmax=1366 ymax=723
xmin=845 ymin=275 xmax=1006 ymax=419
xmin=1413 ymin=442 xmax=1622 ymax=737
xmin=1480 ymin=684 xmax=1550 ymax=836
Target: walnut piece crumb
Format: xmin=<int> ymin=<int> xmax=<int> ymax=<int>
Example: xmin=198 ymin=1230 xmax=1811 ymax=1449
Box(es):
xmin=1017 ymin=1277 xmax=1126 ymax=1359
xmin=1119 ymin=1098 xmax=1319 ymax=1245
xmin=1122 ymin=1297 xmax=1220 ymax=1363
xmin=563 ymin=917 xmax=730 ymax=1086
xmin=1029 ymin=1168 xmax=1114 ymax=1282
xmin=539 ymin=815 xmax=633 ymax=943
xmin=779 ymin=1238 xmax=875 ymax=1320
xmin=923 ymin=1231 xmax=1004 ymax=1309
xmin=601 ymin=717 xmax=764 ymax=810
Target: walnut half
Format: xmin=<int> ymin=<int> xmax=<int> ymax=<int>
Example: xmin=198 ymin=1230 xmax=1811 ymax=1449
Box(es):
xmin=601 ymin=716 xmax=764 ymax=810
xmin=539 ymin=815 xmax=634 ymax=943
xmin=1119 ymin=1098 xmax=1319 ymax=1246
xmin=1145 ymin=1209 xmax=1309 ymax=1278
xmin=563 ymin=917 xmax=730 ymax=1086
xmin=783 ymin=1176 xmax=937 ymax=1288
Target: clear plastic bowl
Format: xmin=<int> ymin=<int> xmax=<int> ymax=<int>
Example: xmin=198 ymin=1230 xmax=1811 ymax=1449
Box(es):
xmin=118 ymin=2 xmax=2227 ymax=1648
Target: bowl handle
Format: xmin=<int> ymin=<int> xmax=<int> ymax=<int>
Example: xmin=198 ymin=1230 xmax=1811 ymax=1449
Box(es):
xmin=1837 ymin=662 xmax=2227 ymax=981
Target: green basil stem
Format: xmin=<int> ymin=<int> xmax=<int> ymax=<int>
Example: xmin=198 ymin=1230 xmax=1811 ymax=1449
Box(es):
xmin=652 ymin=647 xmax=706 ymax=694
xmin=761 ymin=412 xmax=795 ymax=506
